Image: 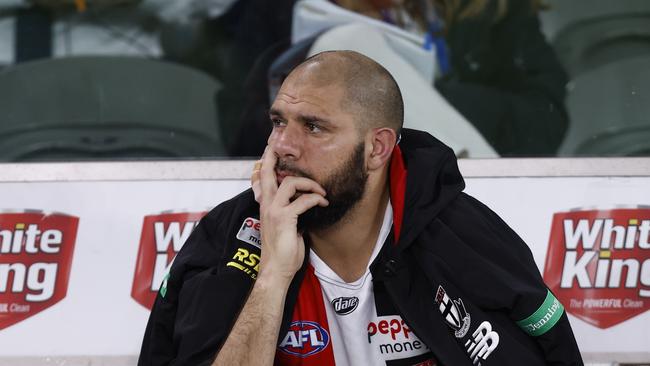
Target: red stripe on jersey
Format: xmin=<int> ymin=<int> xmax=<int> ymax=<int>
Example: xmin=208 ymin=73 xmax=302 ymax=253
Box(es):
xmin=275 ymin=265 xmax=335 ymax=365
xmin=389 ymin=144 xmax=407 ymax=244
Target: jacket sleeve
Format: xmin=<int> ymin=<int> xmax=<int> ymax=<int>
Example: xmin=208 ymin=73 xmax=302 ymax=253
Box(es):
xmin=138 ymin=203 xmax=256 ymax=366
xmin=441 ymin=193 xmax=583 ymax=365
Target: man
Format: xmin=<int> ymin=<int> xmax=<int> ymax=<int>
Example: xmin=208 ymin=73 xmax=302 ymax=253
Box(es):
xmin=138 ymin=50 xmax=583 ymax=365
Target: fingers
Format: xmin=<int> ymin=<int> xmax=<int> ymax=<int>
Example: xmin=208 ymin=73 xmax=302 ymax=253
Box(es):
xmin=288 ymin=192 xmax=329 ymax=215
xmin=259 ymin=146 xmax=278 ymax=201
xmin=275 ymin=176 xmax=327 ymax=205
xmin=251 ymin=160 xmax=262 ymax=203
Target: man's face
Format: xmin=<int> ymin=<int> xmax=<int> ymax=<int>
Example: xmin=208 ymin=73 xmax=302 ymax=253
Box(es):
xmin=268 ymin=72 xmax=369 ymax=231
xmin=280 ymin=140 xmax=368 ymax=232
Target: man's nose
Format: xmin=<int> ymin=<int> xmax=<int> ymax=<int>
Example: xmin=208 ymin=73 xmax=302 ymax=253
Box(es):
xmin=269 ymin=123 xmax=302 ymax=160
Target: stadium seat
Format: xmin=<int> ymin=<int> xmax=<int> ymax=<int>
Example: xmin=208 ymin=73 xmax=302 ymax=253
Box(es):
xmin=0 ymin=56 xmax=225 ymax=161
xmin=558 ymin=56 xmax=650 ymax=156
xmin=550 ymin=11 xmax=650 ymax=156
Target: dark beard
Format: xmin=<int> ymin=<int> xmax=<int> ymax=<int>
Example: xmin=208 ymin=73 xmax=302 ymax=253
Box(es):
xmin=276 ymin=142 xmax=368 ymax=232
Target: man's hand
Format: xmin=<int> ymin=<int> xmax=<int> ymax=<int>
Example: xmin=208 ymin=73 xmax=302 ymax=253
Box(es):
xmin=255 ymin=146 xmax=328 ymax=282
xmin=212 ymin=149 xmax=327 ymax=366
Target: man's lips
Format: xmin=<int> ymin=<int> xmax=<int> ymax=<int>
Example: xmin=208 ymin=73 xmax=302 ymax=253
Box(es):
xmin=275 ymin=169 xmax=291 ymax=185
xmin=275 ymin=167 xmax=309 ymax=185
xmin=276 ymin=169 xmax=306 ymax=201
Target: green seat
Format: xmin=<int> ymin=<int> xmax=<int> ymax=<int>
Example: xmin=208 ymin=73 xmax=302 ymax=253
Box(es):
xmin=558 ymin=56 xmax=650 ymax=156
xmin=0 ymin=56 xmax=225 ymax=161
xmin=552 ymin=12 xmax=650 ymax=156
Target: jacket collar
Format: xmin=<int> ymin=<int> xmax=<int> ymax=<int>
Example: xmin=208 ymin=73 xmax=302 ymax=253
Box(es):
xmin=388 ymin=128 xmax=465 ymax=249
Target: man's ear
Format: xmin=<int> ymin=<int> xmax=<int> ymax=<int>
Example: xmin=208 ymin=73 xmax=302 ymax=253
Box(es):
xmin=366 ymin=128 xmax=398 ymax=171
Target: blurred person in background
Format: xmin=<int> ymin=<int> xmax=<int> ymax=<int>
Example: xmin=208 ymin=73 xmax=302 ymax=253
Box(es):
xmin=0 ymin=0 xmax=238 ymax=65
xmin=359 ymin=0 xmax=569 ymax=156
xmin=225 ymin=0 xmax=568 ymax=157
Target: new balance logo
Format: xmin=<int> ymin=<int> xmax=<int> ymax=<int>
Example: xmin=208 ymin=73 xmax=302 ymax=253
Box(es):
xmin=464 ymin=321 xmax=499 ymax=365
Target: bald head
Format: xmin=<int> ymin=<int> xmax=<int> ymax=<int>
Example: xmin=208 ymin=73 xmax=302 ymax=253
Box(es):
xmin=286 ymin=50 xmax=404 ymax=133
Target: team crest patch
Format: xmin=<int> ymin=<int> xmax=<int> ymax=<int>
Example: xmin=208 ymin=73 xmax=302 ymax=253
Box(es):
xmin=236 ymin=217 xmax=262 ymax=248
xmin=435 ymin=285 xmax=471 ymax=338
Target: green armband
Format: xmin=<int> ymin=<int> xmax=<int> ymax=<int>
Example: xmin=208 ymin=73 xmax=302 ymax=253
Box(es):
xmin=516 ymin=290 xmax=564 ymax=336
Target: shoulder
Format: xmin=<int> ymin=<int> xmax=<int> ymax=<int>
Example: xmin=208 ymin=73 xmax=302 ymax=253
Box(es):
xmin=140 ymin=189 xmax=263 ymax=365
xmin=158 ymin=188 xmax=261 ymax=302
xmin=174 ymin=189 xmax=259 ymax=270
xmin=440 ymin=192 xmax=501 ymax=224
xmin=199 ymin=188 xmax=259 ymax=241
xmin=413 ymin=193 xmax=551 ymax=317
xmin=432 ymin=192 xmax=537 ymax=262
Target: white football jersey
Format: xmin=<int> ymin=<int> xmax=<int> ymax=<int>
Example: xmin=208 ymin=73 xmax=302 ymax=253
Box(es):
xmin=276 ymin=204 xmax=437 ymax=366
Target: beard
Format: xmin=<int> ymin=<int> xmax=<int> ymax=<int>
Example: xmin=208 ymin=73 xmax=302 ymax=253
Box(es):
xmin=275 ymin=141 xmax=368 ymax=232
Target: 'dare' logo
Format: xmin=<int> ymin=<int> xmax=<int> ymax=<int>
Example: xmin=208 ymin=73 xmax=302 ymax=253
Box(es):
xmin=0 ymin=212 xmax=79 ymax=331
xmin=544 ymin=208 xmax=650 ymax=329
xmin=131 ymin=212 xmax=206 ymax=310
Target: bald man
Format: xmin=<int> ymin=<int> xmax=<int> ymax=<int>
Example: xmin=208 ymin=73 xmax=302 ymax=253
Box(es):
xmin=138 ymin=51 xmax=582 ymax=366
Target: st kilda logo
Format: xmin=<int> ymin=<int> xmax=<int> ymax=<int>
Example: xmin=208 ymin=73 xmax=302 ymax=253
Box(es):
xmin=434 ymin=286 xmax=470 ymax=338
xmin=0 ymin=212 xmax=79 ymax=331
xmin=131 ymin=211 xmax=206 ymax=309
xmin=544 ymin=208 xmax=650 ymax=328
xmin=331 ymin=296 xmax=359 ymax=315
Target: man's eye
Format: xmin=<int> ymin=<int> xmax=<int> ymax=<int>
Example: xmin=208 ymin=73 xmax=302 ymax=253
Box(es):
xmin=271 ymin=119 xmax=286 ymax=128
xmin=306 ymin=122 xmax=321 ymax=133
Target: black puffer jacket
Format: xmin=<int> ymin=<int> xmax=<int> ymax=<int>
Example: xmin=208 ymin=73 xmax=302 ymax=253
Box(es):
xmin=138 ymin=129 xmax=582 ymax=365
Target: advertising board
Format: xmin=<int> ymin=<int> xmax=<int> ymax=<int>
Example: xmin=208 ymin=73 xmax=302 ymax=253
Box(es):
xmin=0 ymin=159 xmax=648 ymax=364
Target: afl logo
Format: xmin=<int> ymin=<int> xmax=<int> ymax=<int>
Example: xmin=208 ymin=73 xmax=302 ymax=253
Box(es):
xmin=279 ymin=321 xmax=330 ymax=357
xmin=331 ymin=296 xmax=359 ymax=315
